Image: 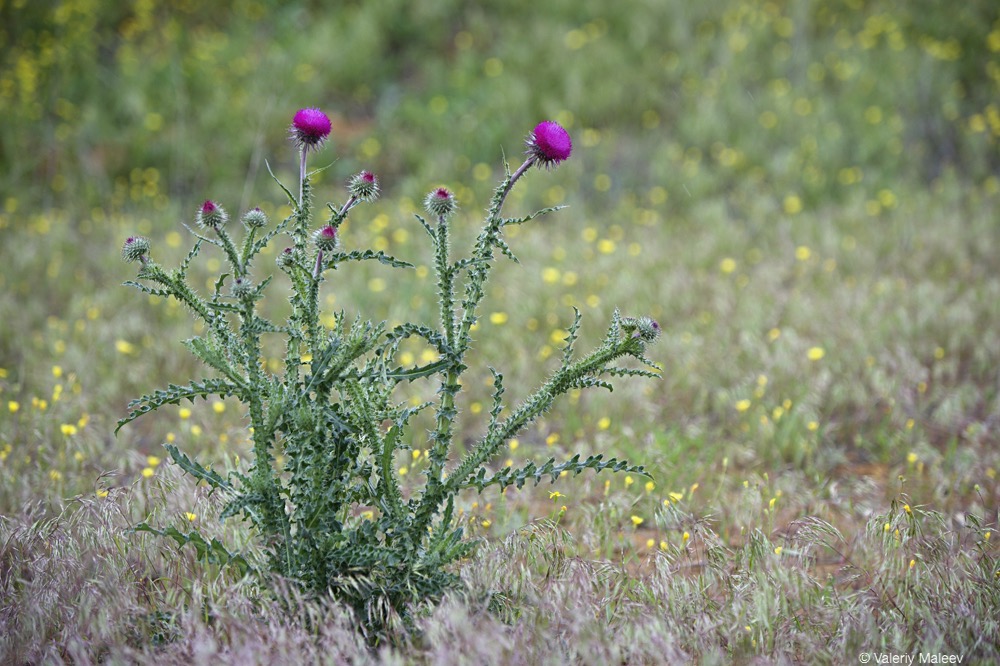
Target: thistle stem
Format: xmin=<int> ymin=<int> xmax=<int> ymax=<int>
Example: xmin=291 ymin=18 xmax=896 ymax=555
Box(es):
xmin=299 ymin=147 xmax=308 ymax=207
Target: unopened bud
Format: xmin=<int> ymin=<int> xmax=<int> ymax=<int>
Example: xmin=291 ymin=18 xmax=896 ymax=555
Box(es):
xmin=348 ymin=171 xmax=379 ymax=202
xmin=230 ymin=276 xmax=254 ymax=300
xmin=313 ymin=225 xmax=338 ymax=252
xmin=196 ymin=200 xmax=228 ymax=230
xmin=424 ymin=187 xmax=457 ymax=218
xmin=121 ymin=236 xmax=150 ymax=263
xmin=241 ymin=207 xmax=268 ymax=230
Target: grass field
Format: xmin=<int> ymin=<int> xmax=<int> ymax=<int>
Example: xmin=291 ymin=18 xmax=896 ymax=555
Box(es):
xmin=2 ymin=1 xmax=999 ymax=663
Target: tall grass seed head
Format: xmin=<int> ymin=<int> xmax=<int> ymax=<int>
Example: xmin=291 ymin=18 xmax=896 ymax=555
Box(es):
xmin=314 ymin=225 xmax=339 ymax=252
xmin=290 ymin=107 xmax=332 ymax=151
xmin=241 ymin=206 xmax=268 ymax=230
xmin=121 ymin=235 xmax=150 ymax=263
xmin=197 ymin=200 xmax=229 ymax=229
xmin=230 ymin=275 xmax=254 ymax=300
xmin=424 ymin=187 xmax=457 ymax=218
xmin=348 ymin=171 xmax=379 ymax=202
xmin=526 ymin=120 xmax=573 ymax=169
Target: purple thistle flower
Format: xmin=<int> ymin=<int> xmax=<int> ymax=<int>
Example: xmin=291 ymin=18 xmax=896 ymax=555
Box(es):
xmin=348 ymin=170 xmax=380 ymax=202
xmin=424 ymin=187 xmax=457 ymax=218
xmin=526 ymin=121 xmax=573 ymax=169
xmin=314 ymin=225 xmax=338 ymax=252
xmin=196 ymin=200 xmax=228 ymax=229
xmin=290 ymin=107 xmax=332 ymax=151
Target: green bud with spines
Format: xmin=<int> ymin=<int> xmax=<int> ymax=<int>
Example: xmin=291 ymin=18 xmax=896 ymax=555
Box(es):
xmin=276 ymin=247 xmax=295 ymax=269
xmin=424 ymin=187 xmax=457 ymax=218
xmin=313 ymin=225 xmax=338 ymax=252
xmin=196 ymin=200 xmax=228 ymax=230
xmin=242 ymin=207 xmax=268 ymax=230
xmin=121 ymin=236 xmax=150 ymax=263
xmin=230 ymin=275 xmax=254 ymax=300
xmin=348 ymin=171 xmax=379 ymax=202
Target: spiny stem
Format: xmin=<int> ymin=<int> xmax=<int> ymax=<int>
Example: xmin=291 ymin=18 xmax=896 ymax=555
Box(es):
xmin=298 ymin=147 xmax=307 ymax=207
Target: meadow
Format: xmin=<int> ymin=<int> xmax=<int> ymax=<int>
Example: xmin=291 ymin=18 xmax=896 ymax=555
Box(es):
xmin=1 ymin=1 xmax=999 ymax=663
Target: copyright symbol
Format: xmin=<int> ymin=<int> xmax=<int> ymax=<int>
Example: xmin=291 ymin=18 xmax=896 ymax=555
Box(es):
xmin=859 ymin=654 xmax=870 ymax=664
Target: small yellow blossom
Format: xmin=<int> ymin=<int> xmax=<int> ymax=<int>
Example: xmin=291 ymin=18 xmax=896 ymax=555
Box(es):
xmin=141 ymin=467 xmax=154 ymax=478
xmin=774 ymin=546 xmax=783 ymax=555
xmin=807 ymin=347 xmax=825 ymax=361
xmin=60 ymin=424 xmax=78 ymax=436
xmin=398 ymin=466 xmax=408 ymax=476
xmin=645 ymin=481 xmax=655 ymax=493
xmin=115 ymin=339 xmax=136 ymax=355
xmin=549 ymin=491 xmax=565 ymax=500
xmin=719 ymin=257 xmax=737 ymax=274
xmin=480 ymin=519 xmax=492 ymax=528
xmin=185 ymin=512 xmax=197 ymax=522
xmin=147 ymin=455 xmax=161 ymax=467
xmin=624 ymin=475 xmax=634 ymax=488
xmin=96 ymin=488 xmax=109 ymax=498
xmin=412 ymin=449 xmax=422 ymax=461
xmin=597 ymin=416 xmax=611 ymax=430
xmin=669 ymin=491 xmax=684 ymax=502
xmin=213 ymin=402 xmax=225 ymax=414
xmin=631 ymin=515 xmax=644 ymax=527
xmin=903 ymin=504 xmax=912 ymax=514
xmin=179 ymin=407 xmax=191 ymax=420
xmin=909 ymin=559 xmax=915 ymax=569
xmin=646 ymin=538 xmax=655 ymax=549
xmin=735 ymin=399 xmax=751 ymax=412
xmin=8 ymin=401 xmax=19 ymax=413
xmin=49 ymin=470 xmax=63 ymax=481
xmin=682 ymin=531 xmax=691 ymax=543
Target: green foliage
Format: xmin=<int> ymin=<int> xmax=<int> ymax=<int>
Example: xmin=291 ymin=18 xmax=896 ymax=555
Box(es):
xmin=117 ymin=119 xmax=658 ymax=642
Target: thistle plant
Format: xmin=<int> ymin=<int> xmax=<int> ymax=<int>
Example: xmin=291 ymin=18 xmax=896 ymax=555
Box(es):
xmin=118 ymin=108 xmax=661 ymax=640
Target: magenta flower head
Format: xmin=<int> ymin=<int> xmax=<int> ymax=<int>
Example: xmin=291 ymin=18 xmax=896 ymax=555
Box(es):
xmin=196 ymin=200 xmax=228 ymax=230
xmin=424 ymin=187 xmax=457 ymax=218
xmin=290 ymin=107 xmax=332 ymax=152
xmin=526 ymin=120 xmax=572 ymax=169
xmin=348 ymin=170 xmax=379 ymax=202
xmin=313 ymin=225 xmax=338 ymax=252
xmin=121 ymin=235 xmax=150 ymax=263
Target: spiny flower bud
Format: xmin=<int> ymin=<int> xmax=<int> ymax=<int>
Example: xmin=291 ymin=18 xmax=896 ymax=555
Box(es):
xmin=230 ymin=276 xmax=254 ymax=300
xmin=241 ymin=207 xmax=268 ymax=230
xmin=289 ymin=107 xmax=332 ymax=152
xmin=630 ymin=317 xmax=661 ymax=343
xmin=348 ymin=171 xmax=379 ymax=202
xmin=424 ymin=187 xmax=457 ymax=218
xmin=276 ymin=247 xmax=295 ymax=269
xmin=121 ymin=236 xmax=150 ymax=263
xmin=313 ymin=225 xmax=338 ymax=252
xmin=196 ymin=200 xmax=228 ymax=229
xmin=525 ymin=120 xmax=572 ymax=169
